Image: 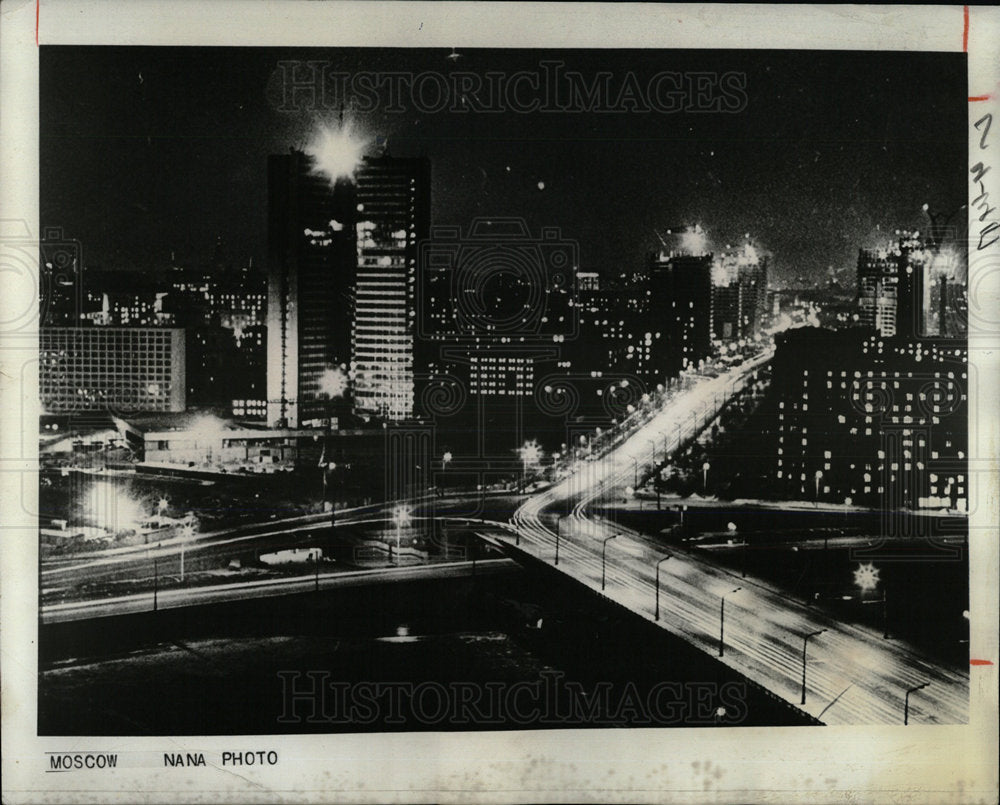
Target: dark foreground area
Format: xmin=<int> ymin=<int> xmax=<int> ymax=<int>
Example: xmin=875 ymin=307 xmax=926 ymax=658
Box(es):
xmin=39 ymin=563 xmax=818 ymax=734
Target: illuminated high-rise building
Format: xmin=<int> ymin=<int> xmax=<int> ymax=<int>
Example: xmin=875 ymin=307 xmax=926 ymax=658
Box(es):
xmin=350 ymin=156 xmax=431 ymax=421
xmin=857 ymin=247 xmax=898 ymax=336
xmin=266 ymin=150 xmax=356 ymax=428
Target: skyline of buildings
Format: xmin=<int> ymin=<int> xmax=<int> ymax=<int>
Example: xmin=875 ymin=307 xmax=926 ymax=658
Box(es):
xmin=37 ymin=140 xmax=970 ymax=516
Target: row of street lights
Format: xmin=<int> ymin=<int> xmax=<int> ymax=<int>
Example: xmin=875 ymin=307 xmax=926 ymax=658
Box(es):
xmin=591 ymin=541 xmax=925 ymax=718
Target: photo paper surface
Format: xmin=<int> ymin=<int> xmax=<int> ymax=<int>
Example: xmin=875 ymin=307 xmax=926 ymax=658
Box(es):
xmin=1 ymin=2 xmax=997 ymax=802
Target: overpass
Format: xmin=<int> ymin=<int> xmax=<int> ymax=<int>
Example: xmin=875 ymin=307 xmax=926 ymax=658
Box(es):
xmin=482 ymin=353 xmax=969 ymax=727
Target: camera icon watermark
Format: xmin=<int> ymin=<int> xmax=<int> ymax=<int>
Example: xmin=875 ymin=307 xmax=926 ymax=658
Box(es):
xmin=3 ymin=221 xmax=84 ymax=340
xmin=418 ymin=217 xmax=579 ymax=344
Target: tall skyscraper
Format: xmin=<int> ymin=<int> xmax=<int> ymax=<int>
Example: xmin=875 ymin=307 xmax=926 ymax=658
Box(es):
xmin=266 ymin=150 xmax=356 ymax=428
xmin=710 ymin=247 xmax=769 ymax=343
xmin=857 ymin=247 xmax=898 ymax=336
xmin=857 ymin=231 xmax=930 ymax=340
xmin=649 ymin=251 xmax=714 ymax=375
xmin=350 ymin=156 xmax=431 ymax=421
xmin=895 ymin=232 xmax=929 ymax=339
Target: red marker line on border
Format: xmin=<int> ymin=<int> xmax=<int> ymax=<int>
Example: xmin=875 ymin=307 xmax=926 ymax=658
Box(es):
xmin=969 ymin=95 xmax=992 ymax=102
xmin=36 ymin=0 xmax=39 ymax=46
xmin=970 ymin=659 xmax=994 ymax=666
xmin=963 ymin=5 xmax=969 ymax=52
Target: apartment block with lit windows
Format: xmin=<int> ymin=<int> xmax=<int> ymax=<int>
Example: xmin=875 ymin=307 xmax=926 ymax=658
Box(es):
xmin=40 ymin=326 xmax=186 ymax=413
xmin=770 ymin=327 xmax=967 ymax=511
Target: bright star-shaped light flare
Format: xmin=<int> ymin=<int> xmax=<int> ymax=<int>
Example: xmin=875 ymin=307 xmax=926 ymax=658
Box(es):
xmin=853 ymin=562 xmax=880 ymax=592
xmin=306 ymin=122 xmax=369 ymax=184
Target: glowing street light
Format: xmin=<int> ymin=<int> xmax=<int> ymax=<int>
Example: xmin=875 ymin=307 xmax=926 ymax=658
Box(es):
xmin=855 ymin=562 xmax=889 ymax=638
xmin=814 ymin=469 xmax=824 ymax=500
xmin=854 ymin=562 xmax=880 ymax=591
xmin=702 ymin=461 xmax=711 ymax=490
xmin=518 ymin=439 xmax=543 ymax=492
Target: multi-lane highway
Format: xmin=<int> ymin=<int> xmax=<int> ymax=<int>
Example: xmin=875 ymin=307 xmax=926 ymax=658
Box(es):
xmin=39 ymin=493 xmax=517 ymax=618
xmin=504 ymin=354 xmax=969 ymax=726
xmin=44 ymin=558 xmax=514 ymax=622
xmin=39 ymin=350 xmax=970 ymax=726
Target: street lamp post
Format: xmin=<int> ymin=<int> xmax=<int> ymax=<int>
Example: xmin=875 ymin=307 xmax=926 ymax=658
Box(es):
xmin=441 ymin=451 xmax=452 ymax=501
xmin=518 ymin=440 xmax=542 ymax=494
xmin=856 ymin=563 xmax=889 ymax=639
xmin=655 ymin=554 xmax=672 ymax=621
xmin=800 ymin=628 xmax=827 ymax=705
xmin=904 ymin=682 xmax=930 ymax=725
xmin=393 ymin=506 xmax=410 ymax=566
xmin=601 ymin=533 xmax=619 ymax=591
xmin=179 ymin=521 xmax=195 ymax=583
xmin=702 ymin=461 xmax=711 ymax=491
xmin=719 ymin=587 xmax=742 ymax=657
xmin=814 ymin=469 xmax=823 ymax=501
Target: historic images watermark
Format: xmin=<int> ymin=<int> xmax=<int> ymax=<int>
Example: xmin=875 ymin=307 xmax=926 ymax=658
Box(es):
xmin=277 ymin=671 xmax=748 ymax=727
xmin=269 ymin=61 xmax=749 ymax=115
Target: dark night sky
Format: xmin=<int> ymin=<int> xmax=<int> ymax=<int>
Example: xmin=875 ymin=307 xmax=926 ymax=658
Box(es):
xmin=40 ymin=47 xmax=968 ymax=285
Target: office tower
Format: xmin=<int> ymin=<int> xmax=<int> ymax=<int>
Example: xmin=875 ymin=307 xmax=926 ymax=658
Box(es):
xmin=350 ymin=155 xmax=431 ymax=421
xmin=857 ymin=248 xmax=898 ymax=336
xmin=858 ymin=231 xmax=931 ymax=339
xmin=895 ymin=232 xmax=929 ymax=339
xmin=711 ymin=248 xmax=768 ymax=343
xmin=266 ymin=150 xmax=356 ymax=428
xmin=649 ymin=251 xmax=714 ymax=375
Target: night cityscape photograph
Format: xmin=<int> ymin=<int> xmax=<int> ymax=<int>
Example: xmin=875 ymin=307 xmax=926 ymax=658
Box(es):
xmin=35 ymin=45 xmax=972 ymax=734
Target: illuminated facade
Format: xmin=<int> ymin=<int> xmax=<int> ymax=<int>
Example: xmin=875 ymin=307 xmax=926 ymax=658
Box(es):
xmin=40 ymin=326 xmax=186 ymax=413
xmin=710 ymin=247 xmax=769 ymax=342
xmin=266 ymin=150 xmax=356 ymax=427
xmin=771 ymin=328 xmax=967 ymax=511
xmin=857 ymin=232 xmax=931 ymax=339
xmin=351 ymin=156 xmax=431 ymax=421
xmin=857 ymin=248 xmax=898 ymax=336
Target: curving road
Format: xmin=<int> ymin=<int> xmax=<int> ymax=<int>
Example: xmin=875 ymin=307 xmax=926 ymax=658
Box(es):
xmin=507 ymin=353 xmax=969 ymax=726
